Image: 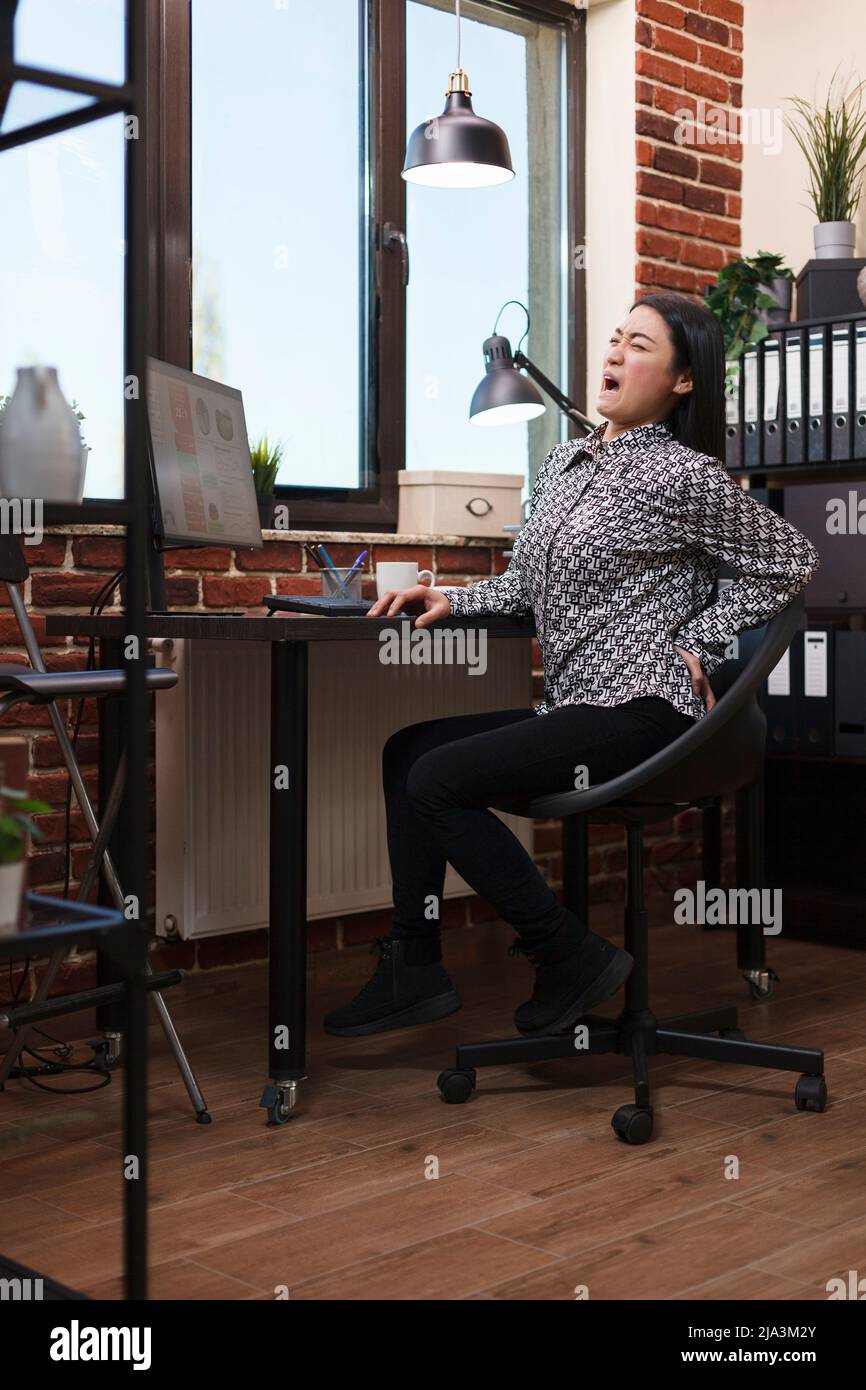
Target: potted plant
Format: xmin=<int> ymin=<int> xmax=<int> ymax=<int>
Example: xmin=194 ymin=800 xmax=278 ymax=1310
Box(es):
xmin=0 ymin=785 xmax=50 ymax=933
xmin=704 ymin=252 xmax=795 ymax=392
xmin=786 ymin=76 xmax=866 ymax=259
xmin=0 ymin=375 xmax=90 ymax=503
xmin=248 ymin=434 xmax=283 ymax=530
xmin=1 ymin=393 xmax=87 ymax=436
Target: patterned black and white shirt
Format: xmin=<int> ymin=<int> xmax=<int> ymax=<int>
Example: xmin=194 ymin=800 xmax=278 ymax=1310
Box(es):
xmin=438 ymin=421 xmax=821 ymax=722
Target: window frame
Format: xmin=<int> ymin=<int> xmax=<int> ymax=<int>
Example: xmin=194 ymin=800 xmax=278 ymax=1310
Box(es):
xmin=50 ymin=0 xmax=586 ymax=526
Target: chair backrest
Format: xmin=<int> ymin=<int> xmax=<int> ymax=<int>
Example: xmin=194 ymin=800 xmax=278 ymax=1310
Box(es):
xmin=523 ymin=591 xmax=805 ymax=819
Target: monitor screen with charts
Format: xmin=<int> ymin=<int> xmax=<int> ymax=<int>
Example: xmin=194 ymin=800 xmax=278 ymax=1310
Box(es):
xmin=146 ymin=358 xmax=263 ymax=549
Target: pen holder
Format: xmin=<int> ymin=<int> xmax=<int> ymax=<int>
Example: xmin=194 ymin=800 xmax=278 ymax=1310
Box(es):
xmin=320 ymin=568 xmax=363 ymax=600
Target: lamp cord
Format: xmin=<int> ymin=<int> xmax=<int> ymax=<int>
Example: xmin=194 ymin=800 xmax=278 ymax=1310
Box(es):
xmin=493 ymin=298 xmax=531 ymax=355
xmin=456 ymin=0 xmax=461 ymax=70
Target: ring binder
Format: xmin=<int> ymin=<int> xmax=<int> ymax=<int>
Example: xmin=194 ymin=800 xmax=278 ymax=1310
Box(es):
xmin=830 ymin=322 xmax=852 ymax=462
xmin=784 ymin=329 xmax=805 ymax=465
xmin=744 ymin=346 xmax=759 ymax=468
xmin=856 ymin=320 xmax=866 ymax=460
xmin=763 ymin=334 xmax=782 ymax=467
xmin=808 ymin=326 xmax=827 ymax=464
xmin=764 ymin=639 xmax=799 ymax=751
xmin=802 ymin=628 xmax=834 ymax=755
xmin=724 ymin=359 xmax=742 ymax=470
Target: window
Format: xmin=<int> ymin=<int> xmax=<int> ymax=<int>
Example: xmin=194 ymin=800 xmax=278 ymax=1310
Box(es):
xmin=191 ymin=0 xmax=369 ymax=493
xmin=405 ymin=0 xmax=569 ymax=487
xmin=0 ymin=0 xmax=126 ymax=500
xmin=3 ymin=0 xmax=583 ymax=520
xmin=185 ymin=0 xmax=581 ymax=523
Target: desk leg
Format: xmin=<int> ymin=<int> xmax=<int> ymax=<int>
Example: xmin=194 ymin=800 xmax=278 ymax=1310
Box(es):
xmin=261 ymin=640 xmax=309 ymax=1125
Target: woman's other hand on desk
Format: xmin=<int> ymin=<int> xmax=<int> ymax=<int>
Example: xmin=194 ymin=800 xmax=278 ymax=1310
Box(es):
xmin=366 ymin=586 xmax=452 ymax=628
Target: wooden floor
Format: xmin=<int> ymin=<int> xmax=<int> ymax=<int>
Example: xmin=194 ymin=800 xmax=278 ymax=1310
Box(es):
xmin=2 ymin=906 xmax=866 ymax=1301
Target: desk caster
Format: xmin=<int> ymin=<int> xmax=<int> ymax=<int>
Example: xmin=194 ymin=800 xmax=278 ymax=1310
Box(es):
xmin=612 ymin=1104 xmax=653 ymax=1145
xmin=91 ymin=1031 xmax=122 ymax=1069
xmin=744 ymin=967 xmax=778 ymax=1000
xmin=260 ymin=1080 xmax=299 ymax=1126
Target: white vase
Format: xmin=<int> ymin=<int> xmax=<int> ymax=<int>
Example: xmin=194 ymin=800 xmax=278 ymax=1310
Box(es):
xmin=813 ymin=220 xmax=856 ymax=259
xmin=0 ymin=366 xmax=87 ymax=503
xmin=0 ymin=860 xmax=26 ymax=936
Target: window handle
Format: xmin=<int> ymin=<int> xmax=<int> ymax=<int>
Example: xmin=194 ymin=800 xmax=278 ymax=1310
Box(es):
xmin=383 ymin=222 xmax=410 ymax=286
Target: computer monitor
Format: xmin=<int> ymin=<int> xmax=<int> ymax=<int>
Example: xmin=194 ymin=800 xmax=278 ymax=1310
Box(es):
xmin=146 ymin=357 xmax=263 ymax=550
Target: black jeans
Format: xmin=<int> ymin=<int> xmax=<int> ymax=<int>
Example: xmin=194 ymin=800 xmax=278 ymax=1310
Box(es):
xmin=382 ymin=697 xmax=695 ymax=958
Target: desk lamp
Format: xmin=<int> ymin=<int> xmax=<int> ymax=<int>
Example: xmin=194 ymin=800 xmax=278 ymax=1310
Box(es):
xmin=469 ymin=300 xmax=595 ymax=434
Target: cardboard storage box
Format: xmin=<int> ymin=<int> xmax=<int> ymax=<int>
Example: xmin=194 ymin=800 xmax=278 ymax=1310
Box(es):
xmin=397 ymin=469 xmax=524 ymax=537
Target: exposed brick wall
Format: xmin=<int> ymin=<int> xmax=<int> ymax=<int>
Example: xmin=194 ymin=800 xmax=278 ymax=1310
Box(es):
xmin=635 ymin=0 xmax=743 ymax=297
xmin=0 ymin=526 xmax=727 ymax=1000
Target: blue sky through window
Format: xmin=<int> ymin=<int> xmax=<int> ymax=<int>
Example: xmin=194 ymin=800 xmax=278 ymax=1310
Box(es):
xmin=406 ymin=1 xmax=532 ymax=481
xmin=192 ymin=0 xmax=362 ymax=490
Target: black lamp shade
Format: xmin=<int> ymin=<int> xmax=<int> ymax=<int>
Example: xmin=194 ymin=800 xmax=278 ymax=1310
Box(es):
xmin=470 ymin=334 xmax=545 ymax=426
xmin=403 ymin=89 xmax=514 ymax=189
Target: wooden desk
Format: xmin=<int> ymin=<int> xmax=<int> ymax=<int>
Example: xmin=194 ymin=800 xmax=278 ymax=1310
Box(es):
xmin=45 ymin=611 xmax=535 ymax=1123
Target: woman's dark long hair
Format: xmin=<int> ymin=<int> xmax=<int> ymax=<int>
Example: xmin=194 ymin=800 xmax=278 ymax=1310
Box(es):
xmin=631 ymin=292 xmax=725 ymax=460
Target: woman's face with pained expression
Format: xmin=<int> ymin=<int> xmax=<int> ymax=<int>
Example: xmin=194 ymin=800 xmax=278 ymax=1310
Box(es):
xmin=596 ymin=303 xmax=693 ymax=433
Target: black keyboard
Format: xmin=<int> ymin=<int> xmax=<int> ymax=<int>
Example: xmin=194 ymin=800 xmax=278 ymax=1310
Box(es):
xmin=264 ymin=595 xmax=373 ymax=617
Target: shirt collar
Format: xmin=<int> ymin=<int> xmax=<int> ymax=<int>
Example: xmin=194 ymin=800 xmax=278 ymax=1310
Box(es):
xmin=562 ymin=419 xmax=672 ymax=470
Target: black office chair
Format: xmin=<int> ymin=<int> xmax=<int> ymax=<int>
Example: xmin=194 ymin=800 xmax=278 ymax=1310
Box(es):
xmin=436 ymin=591 xmax=828 ymax=1145
xmin=0 ymin=535 xmax=210 ymax=1123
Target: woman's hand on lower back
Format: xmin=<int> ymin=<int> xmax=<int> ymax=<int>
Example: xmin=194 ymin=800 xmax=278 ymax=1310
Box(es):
xmin=366 ymin=585 xmax=452 ymax=628
xmin=673 ymin=644 xmax=716 ymax=712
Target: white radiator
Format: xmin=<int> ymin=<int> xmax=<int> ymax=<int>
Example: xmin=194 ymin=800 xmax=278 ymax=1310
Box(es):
xmin=154 ymin=637 xmax=534 ymax=939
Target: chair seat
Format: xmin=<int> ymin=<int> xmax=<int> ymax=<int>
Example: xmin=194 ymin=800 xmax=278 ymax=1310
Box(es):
xmin=490 ymin=695 xmax=768 ymax=823
xmin=0 ymin=664 xmax=177 ymax=702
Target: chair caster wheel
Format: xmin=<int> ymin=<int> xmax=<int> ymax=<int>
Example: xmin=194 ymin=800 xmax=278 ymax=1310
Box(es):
xmin=611 ymin=1104 xmax=653 ymax=1145
xmin=719 ymin=1027 xmax=746 ymax=1041
xmin=745 ymin=967 xmax=778 ymax=1000
xmin=437 ymin=1068 xmax=475 ymax=1104
xmin=795 ymin=1074 xmax=827 ymax=1112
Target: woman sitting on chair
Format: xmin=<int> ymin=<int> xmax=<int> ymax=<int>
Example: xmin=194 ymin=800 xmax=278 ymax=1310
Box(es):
xmin=324 ymin=292 xmax=821 ymax=1040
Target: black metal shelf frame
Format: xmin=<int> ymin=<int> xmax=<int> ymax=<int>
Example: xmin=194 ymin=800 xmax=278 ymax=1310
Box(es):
xmin=726 ymin=309 xmax=866 ymax=481
xmin=0 ymin=1 xmax=149 ymax=1301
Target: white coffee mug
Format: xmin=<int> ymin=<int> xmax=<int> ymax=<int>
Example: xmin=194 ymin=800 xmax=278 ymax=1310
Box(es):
xmin=375 ymin=561 xmax=435 ymax=598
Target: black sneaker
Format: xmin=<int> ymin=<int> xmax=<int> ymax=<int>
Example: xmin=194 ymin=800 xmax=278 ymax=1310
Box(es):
xmin=511 ymin=916 xmax=633 ymax=1036
xmin=322 ymin=936 xmax=462 ymax=1037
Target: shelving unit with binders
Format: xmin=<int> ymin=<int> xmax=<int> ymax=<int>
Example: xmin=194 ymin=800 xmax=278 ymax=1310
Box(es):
xmin=721 ymin=309 xmax=866 ymax=945
xmin=725 ymin=310 xmax=866 ymax=481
